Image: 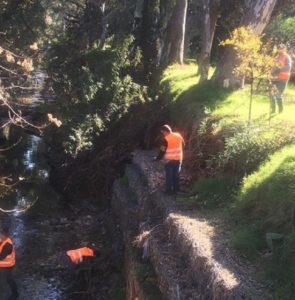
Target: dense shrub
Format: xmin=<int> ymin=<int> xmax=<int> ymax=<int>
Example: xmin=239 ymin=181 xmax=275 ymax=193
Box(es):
xmin=214 ymin=123 xmax=295 ymax=176
xmin=46 ymin=35 xmax=146 ymax=157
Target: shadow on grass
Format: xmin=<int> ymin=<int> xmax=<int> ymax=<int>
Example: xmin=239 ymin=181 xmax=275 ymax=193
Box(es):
xmin=166 ymin=81 xmax=232 ymax=126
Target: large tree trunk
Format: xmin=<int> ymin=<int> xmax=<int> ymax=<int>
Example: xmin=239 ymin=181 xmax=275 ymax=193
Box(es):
xmin=198 ymin=0 xmax=219 ymax=82
xmin=84 ymin=0 xmax=104 ymax=48
xmin=141 ymin=0 xmax=161 ymax=77
xmin=212 ymin=0 xmax=277 ymax=88
xmin=159 ymin=0 xmax=188 ymax=66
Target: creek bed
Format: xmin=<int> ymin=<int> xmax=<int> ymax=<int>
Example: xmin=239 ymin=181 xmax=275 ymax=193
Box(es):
xmin=0 ymin=70 xmax=125 ymax=300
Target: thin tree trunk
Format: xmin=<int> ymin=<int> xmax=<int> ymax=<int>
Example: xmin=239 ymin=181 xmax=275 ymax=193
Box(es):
xmin=199 ymin=0 xmax=219 ymax=82
xmin=159 ymin=0 xmax=188 ymax=66
xmin=212 ymin=0 xmax=277 ymax=88
xmin=98 ymin=2 xmax=107 ymax=49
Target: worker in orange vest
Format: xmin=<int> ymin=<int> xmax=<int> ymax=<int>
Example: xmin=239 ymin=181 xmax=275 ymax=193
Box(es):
xmin=66 ymin=246 xmax=98 ymax=265
xmin=62 ymin=245 xmax=100 ymax=292
xmin=270 ymin=43 xmax=292 ymax=113
xmin=0 ymin=231 xmax=18 ymax=300
xmin=154 ymin=124 xmax=184 ymax=195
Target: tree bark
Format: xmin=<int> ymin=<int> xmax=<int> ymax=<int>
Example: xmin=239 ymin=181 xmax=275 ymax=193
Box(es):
xmin=198 ymin=0 xmax=219 ymax=82
xmin=212 ymin=0 xmax=278 ymax=88
xmin=159 ymin=0 xmax=188 ymax=66
xmin=141 ymin=0 xmax=161 ymax=77
xmin=98 ymin=2 xmax=107 ymax=49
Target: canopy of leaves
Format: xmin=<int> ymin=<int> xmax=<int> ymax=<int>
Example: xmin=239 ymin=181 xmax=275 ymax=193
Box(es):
xmin=266 ymin=15 xmax=295 ymax=48
xmin=220 ymin=26 xmax=273 ymax=80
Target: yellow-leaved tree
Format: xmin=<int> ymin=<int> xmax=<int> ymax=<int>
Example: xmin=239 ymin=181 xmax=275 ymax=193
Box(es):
xmin=220 ymin=26 xmax=273 ymax=123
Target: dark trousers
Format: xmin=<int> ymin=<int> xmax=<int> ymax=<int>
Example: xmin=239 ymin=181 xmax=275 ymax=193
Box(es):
xmin=271 ymin=80 xmax=288 ymax=113
xmin=165 ymin=160 xmax=181 ymax=192
xmin=0 ymin=268 xmax=18 ymax=300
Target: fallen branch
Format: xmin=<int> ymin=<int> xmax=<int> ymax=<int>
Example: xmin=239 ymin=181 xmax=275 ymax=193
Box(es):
xmin=0 ymin=197 xmax=38 ymax=214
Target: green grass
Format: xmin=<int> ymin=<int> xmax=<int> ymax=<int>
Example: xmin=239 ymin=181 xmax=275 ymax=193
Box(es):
xmin=214 ymin=83 xmax=295 ymax=126
xmin=177 ymin=175 xmax=238 ymax=209
xmin=232 ymin=145 xmax=295 ymax=297
xmin=161 ymin=63 xmax=295 ymax=298
xmin=160 ymin=63 xmax=295 ymax=128
xmin=234 ymin=145 xmax=295 ymax=233
xmin=133 ymin=248 xmax=162 ymax=299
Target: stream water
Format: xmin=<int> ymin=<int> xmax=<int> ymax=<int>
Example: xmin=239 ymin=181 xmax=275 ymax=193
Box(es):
xmin=0 ymin=71 xmax=125 ymax=300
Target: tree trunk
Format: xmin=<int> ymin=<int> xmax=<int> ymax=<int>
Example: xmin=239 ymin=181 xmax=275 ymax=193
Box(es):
xmin=159 ymin=0 xmax=188 ymax=66
xmin=98 ymin=2 xmax=107 ymax=49
xmin=212 ymin=0 xmax=277 ymax=88
xmin=141 ymin=0 xmax=161 ymax=77
xmin=198 ymin=0 xmax=219 ymax=82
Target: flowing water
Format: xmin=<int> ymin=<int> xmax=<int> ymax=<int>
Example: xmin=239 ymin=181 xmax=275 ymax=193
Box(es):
xmin=0 ymin=70 xmax=124 ymax=300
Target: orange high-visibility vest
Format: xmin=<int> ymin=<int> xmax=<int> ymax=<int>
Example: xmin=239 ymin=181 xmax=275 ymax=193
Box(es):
xmin=164 ymin=132 xmax=183 ymax=161
xmin=66 ymin=247 xmax=94 ymax=264
xmin=0 ymin=237 xmax=15 ymax=268
xmin=275 ymin=53 xmax=291 ymax=81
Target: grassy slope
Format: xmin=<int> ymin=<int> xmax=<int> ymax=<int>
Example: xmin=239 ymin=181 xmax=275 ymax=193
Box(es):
xmin=160 ymin=62 xmax=295 ymax=298
xmin=161 ymin=62 xmax=295 ymax=126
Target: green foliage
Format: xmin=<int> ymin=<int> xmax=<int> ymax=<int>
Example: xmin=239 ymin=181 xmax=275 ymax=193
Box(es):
xmin=220 ymin=26 xmax=273 ymax=80
xmin=232 ymin=227 xmax=263 ymax=260
xmin=234 ymin=145 xmax=295 ymax=233
xmin=177 ymin=175 xmax=237 ymax=209
xmin=63 ymin=114 xmax=104 ymax=156
xmin=230 ymin=145 xmax=295 ymax=297
xmin=0 ymin=0 xmax=46 ymax=48
xmin=46 ymin=34 xmax=146 ymax=157
xmin=215 ymin=123 xmax=295 ymax=175
xmin=266 ymin=15 xmax=295 ymax=47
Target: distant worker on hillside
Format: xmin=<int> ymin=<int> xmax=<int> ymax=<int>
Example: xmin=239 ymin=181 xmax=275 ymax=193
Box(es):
xmin=270 ymin=43 xmax=292 ymax=113
xmin=154 ymin=125 xmax=184 ymax=195
xmin=0 ymin=230 xmax=18 ymax=300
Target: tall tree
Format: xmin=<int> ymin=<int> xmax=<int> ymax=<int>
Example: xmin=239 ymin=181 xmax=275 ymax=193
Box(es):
xmin=212 ymin=0 xmax=278 ymax=87
xmin=198 ymin=0 xmax=220 ymax=82
xmin=159 ymin=0 xmax=188 ymax=66
xmin=141 ymin=0 xmax=161 ymax=76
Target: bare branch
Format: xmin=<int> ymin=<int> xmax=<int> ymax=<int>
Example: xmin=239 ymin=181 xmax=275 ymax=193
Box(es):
xmin=0 ymin=137 xmax=22 ymax=152
xmin=4 ymin=99 xmax=43 ymax=131
xmin=0 ymin=197 xmax=38 ymax=214
xmin=0 ymin=65 xmax=18 ymax=75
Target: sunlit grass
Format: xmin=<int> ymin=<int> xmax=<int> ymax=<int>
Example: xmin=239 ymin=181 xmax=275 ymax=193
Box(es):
xmin=161 ymin=62 xmax=295 ymax=128
xmin=161 ymin=62 xmax=295 ymax=298
xmin=161 ymin=62 xmax=215 ymax=101
xmin=160 ymin=63 xmax=200 ymax=98
xmin=214 ymin=84 xmax=295 ymax=126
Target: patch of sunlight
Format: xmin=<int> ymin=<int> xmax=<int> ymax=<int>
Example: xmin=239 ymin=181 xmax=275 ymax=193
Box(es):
xmin=169 ymin=212 xmax=239 ymax=289
xmin=161 ymin=62 xmax=214 ymax=101
xmin=213 ymin=84 xmax=295 ymax=127
xmin=240 ymin=145 xmax=295 ymax=197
